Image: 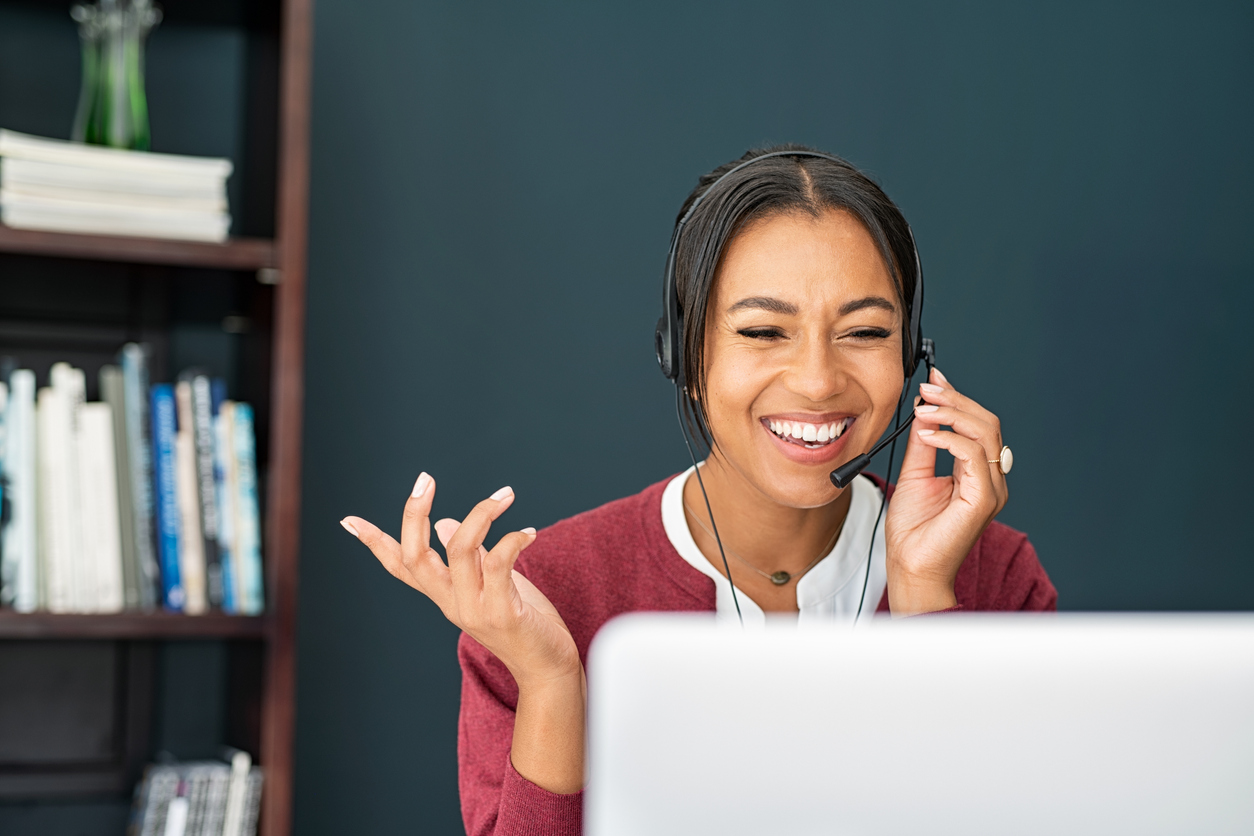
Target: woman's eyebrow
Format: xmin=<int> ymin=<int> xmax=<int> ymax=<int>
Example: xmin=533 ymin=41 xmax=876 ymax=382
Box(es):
xmin=726 ymin=296 xmax=798 ymax=315
xmin=727 ymin=295 xmax=897 ymax=316
xmin=838 ymin=296 xmax=897 ymax=316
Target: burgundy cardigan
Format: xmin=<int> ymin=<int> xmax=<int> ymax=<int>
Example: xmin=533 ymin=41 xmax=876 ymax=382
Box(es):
xmin=457 ymin=475 xmax=1057 ymax=836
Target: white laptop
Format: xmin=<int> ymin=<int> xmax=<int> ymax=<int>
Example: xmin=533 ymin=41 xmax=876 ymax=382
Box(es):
xmin=585 ymin=614 xmax=1254 ymax=836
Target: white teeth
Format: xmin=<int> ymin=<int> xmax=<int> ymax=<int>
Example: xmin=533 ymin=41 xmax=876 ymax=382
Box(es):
xmin=768 ymin=418 xmax=851 ymax=444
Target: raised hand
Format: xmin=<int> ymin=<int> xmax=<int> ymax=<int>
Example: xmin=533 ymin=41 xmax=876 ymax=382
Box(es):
xmin=340 ymin=474 xmax=581 ymax=691
xmin=885 ymin=367 xmax=1009 ymax=614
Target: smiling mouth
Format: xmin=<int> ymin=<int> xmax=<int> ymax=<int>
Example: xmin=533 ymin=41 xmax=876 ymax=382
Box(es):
xmin=764 ymin=417 xmax=852 ymax=449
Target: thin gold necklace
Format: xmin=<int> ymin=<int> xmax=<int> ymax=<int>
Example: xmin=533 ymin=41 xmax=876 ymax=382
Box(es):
xmin=682 ymin=499 xmax=845 ymax=586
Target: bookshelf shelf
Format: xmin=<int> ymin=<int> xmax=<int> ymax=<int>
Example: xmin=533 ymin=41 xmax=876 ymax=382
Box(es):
xmin=0 ymin=225 xmax=277 ymax=270
xmin=0 ymin=0 xmax=310 ymax=830
xmin=0 ymin=611 xmax=268 ymax=640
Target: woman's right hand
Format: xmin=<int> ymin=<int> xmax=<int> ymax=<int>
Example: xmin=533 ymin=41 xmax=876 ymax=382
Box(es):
xmin=341 ymin=473 xmax=581 ymax=691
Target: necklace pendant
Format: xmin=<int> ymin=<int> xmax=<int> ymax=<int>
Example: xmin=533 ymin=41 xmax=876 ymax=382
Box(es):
xmin=770 ymin=571 xmax=791 ymax=585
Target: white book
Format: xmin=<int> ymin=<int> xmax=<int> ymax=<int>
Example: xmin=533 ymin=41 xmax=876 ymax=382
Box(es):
xmin=56 ymin=364 xmax=96 ymax=612
xmin=1 ymin=189 xmax=227 ymax=222
xmin=1 ymin=158 xmax=228 ymax=202
xmin=0 ymin=197 xmax=230 ymax=243
xmin=175 ymin=381 xmax=207 ymax=614
xmin=221 ymin=750 xmax=251 ymax=836
xmin=0 ymin=129 xmax=232 ymax=180
xmin=37 ymin=383 xmax=77 ymax=612
xmin=78 ymin=403 xmax=125 ymax=612
xmin=1 ymin=182 xmax=227 ymax=214
xmin=2 ymin=371 xmax=39 ymax=610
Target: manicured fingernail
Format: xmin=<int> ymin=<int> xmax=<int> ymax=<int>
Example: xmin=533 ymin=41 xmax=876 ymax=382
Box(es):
xmin=521 ymin=527 xmax=536 ymax=535
xmin=932 ymin=367 xmax=949 ymax=384
xmin=490 ymin=486 xmax=514 ymax=501
xmin=340 ymin=518 xmax=359 ymax=537
xmin=412 ymin=472 xmax=432 ymax=498
xmin=920 ymin=383 xmax=944 ymax=394
xmin=917 ymin=429 xmax=935 ymax=437
xmin=915 ymin=404 xmax=939 ymax=413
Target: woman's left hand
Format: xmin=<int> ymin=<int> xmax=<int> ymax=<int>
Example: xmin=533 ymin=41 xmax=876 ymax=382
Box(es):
xmin=884 ymin=367 xmax=1009 ymax=615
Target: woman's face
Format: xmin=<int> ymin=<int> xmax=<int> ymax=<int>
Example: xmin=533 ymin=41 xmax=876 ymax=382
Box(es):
xmin=701 ymin=207 xmax=905 ymax=508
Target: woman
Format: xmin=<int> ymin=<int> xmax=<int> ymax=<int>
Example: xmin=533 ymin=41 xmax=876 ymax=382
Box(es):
xmin=340 ymin=146 xmax=1056 ymax=835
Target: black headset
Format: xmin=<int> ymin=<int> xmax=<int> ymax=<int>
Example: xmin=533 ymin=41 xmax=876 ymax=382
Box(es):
xmin=654 ymin=149 xmax=937 ymax=622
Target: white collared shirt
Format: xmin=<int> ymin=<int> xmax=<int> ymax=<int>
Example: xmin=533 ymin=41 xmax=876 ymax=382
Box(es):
xmin=660 ymin=466 xmax=887 ymax=626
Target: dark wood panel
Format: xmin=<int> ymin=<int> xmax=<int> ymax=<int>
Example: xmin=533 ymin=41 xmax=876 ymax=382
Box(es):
xmin=258 ymin=1 xmax=313 ymax=833
xmin=0 ymin=613 xmax=268 ymax=640
xmin=0 ymin=642 xmax=152 ymax=798
xmin=0 ymin=226 xmax=276 ymax=270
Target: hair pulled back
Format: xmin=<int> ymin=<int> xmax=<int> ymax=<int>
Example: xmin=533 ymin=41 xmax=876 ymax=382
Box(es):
xmin=671 ymin=144 xmax=918 ymax=445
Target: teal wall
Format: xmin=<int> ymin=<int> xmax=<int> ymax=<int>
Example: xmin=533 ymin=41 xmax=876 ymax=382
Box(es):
xmin=296 ymin=1 xmax=1253 ymax=832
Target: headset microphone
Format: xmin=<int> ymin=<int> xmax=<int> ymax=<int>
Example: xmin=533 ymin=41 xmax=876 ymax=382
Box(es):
xmin=829 ymin=338 xmax=935 ymax=489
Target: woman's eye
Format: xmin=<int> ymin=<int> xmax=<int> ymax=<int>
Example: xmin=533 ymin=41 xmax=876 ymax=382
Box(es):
xmin=848 ymin=327 xmax=892 ymax=340
xmin=737 ymin=328 xmax=784 ymax=340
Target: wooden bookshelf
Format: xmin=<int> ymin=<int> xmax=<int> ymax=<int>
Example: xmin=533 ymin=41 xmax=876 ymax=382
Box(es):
xmin=0 ymin=0 xmax=311 ymax=833
xmin=0 ymin=226 xmax=278 ymax=270
xmin=0 ymin=612 xmax=269 ymax=640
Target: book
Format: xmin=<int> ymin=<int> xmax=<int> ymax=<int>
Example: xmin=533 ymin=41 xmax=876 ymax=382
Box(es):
xmin=37 ymin=366 xmax=84 ymax=612
xmin=0 ymin=192 xmax=231 ymax=242
xmin=78 ymin=402 xmax=125 ymax=612
xmin=0 ymin=357 xmax=262 ymax=617
xmin=1 ymin=157 xmax=227 ymax=202
xmin=239 ymin=769 xmax=263 ymax=836
xmin=220 ymin=749 xmax=250 ymax=836
xmin=1 ymin=369 xmax=38 ymax=611
xmin=101 ymin=365 xmax=141 ymax=609
xmin=0 ymin=130 xmax=233 ymax=180
xmin=150 ymin=384 xmax=185 ymax=611
xmin=128 ymin=755 xmax=259 ymax=836
xmin=231 ymin=403 xmax=263 ymax=615
xmin=185 ymin=372 xmax=223 ymax=609
xmin=174 ymin=381 xmax=207 ymax=614
xmin=212 ymin=388 xmax=237 ymax=613
xmin=121 ymin=344 xmax=160 ymax=610
xmin=0 ymin=130 xmax=233 ymax=242
xmin=130 ymin=764 xmax=180 ymax=836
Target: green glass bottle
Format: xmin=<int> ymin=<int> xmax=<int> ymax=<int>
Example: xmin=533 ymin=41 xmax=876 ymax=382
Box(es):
xmin=71 ymin=0 xmax=161 ymax=151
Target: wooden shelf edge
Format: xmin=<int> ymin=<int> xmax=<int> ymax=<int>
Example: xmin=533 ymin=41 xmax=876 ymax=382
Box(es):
xmin=0 ymin=611 xmax=269 ymax=640
xmin=0 ymin=225 xmax=277 ymax=271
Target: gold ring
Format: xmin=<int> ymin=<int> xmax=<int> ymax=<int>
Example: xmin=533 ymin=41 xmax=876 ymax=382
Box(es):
xmin=989 ymin=445 xmax=1013 ymax=475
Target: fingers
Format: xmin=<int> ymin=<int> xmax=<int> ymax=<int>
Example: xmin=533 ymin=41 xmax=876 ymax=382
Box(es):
xmin=398 ymin=472 xmax=454 ymax=604
xmin=446 ymin=486 xmax=517 ymax=608
xmin=434 ymin=518 xmax=460 ymax=547
xmin=919 ymin=368 xmax=1003 ymax=448
xmin=482 ymin=528 xmax=537 ymax=604
xmin=897 ymin=415 xmax=937 ymax=482
xmin=340 ymin=515 xmax=421 ymax=592
xmin=913 ymin=429 xmax=999 ymax=514
xmin=918 ymin=367 xmax=1007 ymax=490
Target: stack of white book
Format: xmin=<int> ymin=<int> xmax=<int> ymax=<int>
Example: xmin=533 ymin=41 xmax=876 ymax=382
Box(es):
xmin=0 ymin=129 xmax=232 ymax=242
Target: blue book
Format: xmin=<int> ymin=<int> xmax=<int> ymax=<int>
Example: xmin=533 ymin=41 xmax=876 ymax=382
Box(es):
xmin=150 ymin=384 xmax=185 ymax=611
xmin=232 ymin=403 xmax=264 ymax=615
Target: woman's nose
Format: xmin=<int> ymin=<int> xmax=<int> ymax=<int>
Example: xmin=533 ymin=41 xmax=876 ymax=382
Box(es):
xmin=783 ymin=337 xmax=847 ymax=403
